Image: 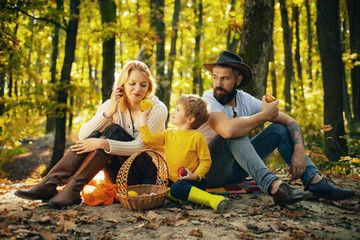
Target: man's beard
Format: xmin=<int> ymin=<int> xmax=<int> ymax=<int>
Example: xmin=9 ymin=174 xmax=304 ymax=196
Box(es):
xmin=213 ymin=85 xmax=237 ymax=105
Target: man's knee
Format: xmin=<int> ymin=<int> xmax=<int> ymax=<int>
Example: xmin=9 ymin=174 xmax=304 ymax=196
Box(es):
xmin=267 ymin=123 xmax=288 ymax=138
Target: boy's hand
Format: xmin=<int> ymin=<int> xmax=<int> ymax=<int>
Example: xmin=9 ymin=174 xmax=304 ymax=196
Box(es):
xmin=139 ymin=105 xmax=153 ymax=127
xmin=178 ymin=168 xmax=199 ymax=181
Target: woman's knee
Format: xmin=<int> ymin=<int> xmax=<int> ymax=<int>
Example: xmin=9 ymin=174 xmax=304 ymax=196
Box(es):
xmin=102 ymin=123 xmax=133 ymax=141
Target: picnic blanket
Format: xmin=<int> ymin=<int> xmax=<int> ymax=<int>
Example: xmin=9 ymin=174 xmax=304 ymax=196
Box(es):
xmin=81 ymin=171 xmax=262 ymax=206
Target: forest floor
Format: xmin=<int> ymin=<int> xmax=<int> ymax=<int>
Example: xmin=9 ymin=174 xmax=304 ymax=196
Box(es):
xmin=0 ymin=134 xmax=360 ymax=240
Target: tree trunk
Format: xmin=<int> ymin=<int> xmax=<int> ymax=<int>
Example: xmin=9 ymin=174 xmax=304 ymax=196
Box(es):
xmin=98 ymin=0 xmax=116 ymax=102
xmin=46 ymin=0 xmax=80 ymax=175
xmin=240 ymin=0 xmax=275 ymax=100
xmin=316 ymin=0 xmax=347 ymax=161
xmin=163 ymin=0 xmax=180 ymax=111
xmin=192 ymin=0 xmax=203 ymax=95
xmin=226 ymin=0 xmax=240 ymax=53
xmin=293 ymin=5 xmax=305 ymax=103
xmin=346 ymin=0 xmax=360 ymax=124
xmin=279 ymin=0 xmax=294 ymax=113
xmin=269 ymin=42 xmax=277 ymax=98
xmin=151 ymin=0 xmax=166 ymax=102
xmin=305 ymin=0 xmax=313 ymax=88
xmin=46 ymin=0 xmax=63 ymax=133
xmin=0 ymin=72 xmax=4 ymax=117
xmin=340 ymin=13 xmax=353 ymax=127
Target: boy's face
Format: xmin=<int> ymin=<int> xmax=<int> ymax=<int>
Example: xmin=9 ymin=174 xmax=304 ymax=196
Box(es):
xmin=170 ymin=103 xmax=191 ymax=127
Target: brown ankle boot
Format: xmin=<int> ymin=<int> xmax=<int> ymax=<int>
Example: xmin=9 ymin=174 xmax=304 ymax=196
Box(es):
xmin=48 ymin=149 xmax=112 ymax=208
xmin=14 ymin=151 xmax=91 ymax=201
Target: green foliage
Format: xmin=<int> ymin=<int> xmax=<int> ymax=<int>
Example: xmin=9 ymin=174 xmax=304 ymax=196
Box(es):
xmin=0 ymin=147 xmax=27 ymax=178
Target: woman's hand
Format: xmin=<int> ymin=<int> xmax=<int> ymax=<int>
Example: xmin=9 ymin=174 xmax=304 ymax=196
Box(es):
xmin=70 ymin=138 xmax=108 ymax=154
xmin=104 ymin=87 xmax=124 ymax=118
xmin=139 ymin=105 xmax=152 ymax=127
xmin=178 ymin=168 xmax=199 ymax=181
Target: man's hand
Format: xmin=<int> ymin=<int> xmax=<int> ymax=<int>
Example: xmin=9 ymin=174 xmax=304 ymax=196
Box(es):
xmin=289 ymin=149 xmax=306 ymax=180
xmin=261 ymin=95 xmax=279 ymax=121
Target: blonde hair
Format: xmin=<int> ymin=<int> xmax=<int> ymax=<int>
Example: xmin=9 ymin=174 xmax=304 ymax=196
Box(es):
xmin=113 ymin=60 xmax=156 ymax=111
xmin=176 ymin=94 xmax=210 ymax=129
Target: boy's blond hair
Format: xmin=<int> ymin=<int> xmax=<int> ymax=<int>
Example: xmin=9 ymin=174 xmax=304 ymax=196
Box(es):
xmin=113 ymin=60 xmax=156 ymax=111
xmin=176 ymin=94 xmax=210 ymax=129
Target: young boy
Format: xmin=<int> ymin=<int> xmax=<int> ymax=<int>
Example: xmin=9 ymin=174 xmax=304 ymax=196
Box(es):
xmin=139 ymin=94 xmax=229 ymax=212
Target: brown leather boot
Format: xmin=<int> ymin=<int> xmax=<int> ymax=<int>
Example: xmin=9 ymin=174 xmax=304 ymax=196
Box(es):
xmin=48 ymin=149 xmax=112 ymax=208
xmin=14 ymin=151 xmax=91 ymax=201
xmin=273 ymin=183 xmax=312 ymax=205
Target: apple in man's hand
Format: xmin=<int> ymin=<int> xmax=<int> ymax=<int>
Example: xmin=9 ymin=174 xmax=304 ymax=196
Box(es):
xmin=177 ymin=167 xmax=187 ymax=177
xmin=265 ymin=93 xmax=276 ymax=103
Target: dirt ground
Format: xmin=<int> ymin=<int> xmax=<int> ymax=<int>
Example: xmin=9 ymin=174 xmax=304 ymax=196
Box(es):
xmin=0 ymin=135 xmax=360 ymax=240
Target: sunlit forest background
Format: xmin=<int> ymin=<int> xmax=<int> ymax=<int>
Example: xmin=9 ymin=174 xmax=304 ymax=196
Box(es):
xmin=1 ymin=0 xmax=359 ymax=178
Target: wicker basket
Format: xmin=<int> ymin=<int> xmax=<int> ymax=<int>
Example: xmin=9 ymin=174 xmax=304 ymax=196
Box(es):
xmin=116 ymin=149 xmax=169 ymax=211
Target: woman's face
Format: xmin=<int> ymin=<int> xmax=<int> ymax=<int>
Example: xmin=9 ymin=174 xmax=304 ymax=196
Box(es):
xmin=124 ymin=70 xmax=150 ymax=106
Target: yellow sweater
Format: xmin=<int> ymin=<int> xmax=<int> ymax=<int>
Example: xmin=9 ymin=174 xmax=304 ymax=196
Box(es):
xmin=139 ymin=125 xmax=211 ymax=183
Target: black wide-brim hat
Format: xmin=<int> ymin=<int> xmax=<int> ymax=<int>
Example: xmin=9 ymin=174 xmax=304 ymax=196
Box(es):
xmin=203 ymin=50 xmax=252 ymax=88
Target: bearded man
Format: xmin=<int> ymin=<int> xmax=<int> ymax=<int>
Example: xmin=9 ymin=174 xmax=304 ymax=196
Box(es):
xmin=198 ymin=50 xmax=355 ymax=205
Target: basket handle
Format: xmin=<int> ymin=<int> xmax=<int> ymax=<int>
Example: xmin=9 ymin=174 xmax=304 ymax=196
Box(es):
xmin=116 ymin=149 xmax=169 ymax=195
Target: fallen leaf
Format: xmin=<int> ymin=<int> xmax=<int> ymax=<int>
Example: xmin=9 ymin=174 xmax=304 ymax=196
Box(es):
xmin=232 ymin=222 xmax=248 ymax=232
xmin=63 ymin=220 xmax=76 ymax=232
xmin=40 ymin=230 xmax=57 ymax=240
xmin=235 ymin=232 xmax=255 ymax=239
xmin=322 ymin=224 xmax=338 ymax=233
xmin=147 ymin=211 xmax=165 ymax=220
xmin=124 ymin=217 xmax=137 ymax=223
xmin=311 ymin=146 xmax=323 ymax=153
xmin=61 ymin=210 xmax=78 ymax=218
xmin=292 ymin=229 xmax=308 ymax=238
xmin=38 ymin=216 xmax=52 ymax=224
xmin=105 ymin=218 xmax=119 ymax=224
xmin=175 ymin=219 xmax=189 ymax=226
xmin=248 ymin=220 xmax=270 ymax=232
xmin=321 ymin=125 xmax=333 ymax=131
xmin=143 ymin=220 xmax=159 ymax=229
xmin=280 ymin=209 xmax=308 ymax=219
xmin=248 ymin=208 xmax=263 ymax=216
xmin=189 ymin=228 xmax=203 ymax=238
xmin=162 ymin=218 xmax=176 ymax=226
xmin=317 ymin=154 xmax=329 ymax=162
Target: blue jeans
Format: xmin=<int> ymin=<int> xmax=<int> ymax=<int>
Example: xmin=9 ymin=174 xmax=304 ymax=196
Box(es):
xmin=205 ymin=123 xmax=320 ymax=195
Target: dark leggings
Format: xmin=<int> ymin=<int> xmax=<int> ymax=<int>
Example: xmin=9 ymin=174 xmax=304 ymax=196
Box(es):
xmin=88 ymin=123 xmax=157 ymax=185
xmin=169 ymin=179 xmax=207 ymax=200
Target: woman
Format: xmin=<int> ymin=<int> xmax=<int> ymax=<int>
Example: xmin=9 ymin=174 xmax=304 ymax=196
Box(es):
xmin=15 ymin=60 xmax=168 ymax=208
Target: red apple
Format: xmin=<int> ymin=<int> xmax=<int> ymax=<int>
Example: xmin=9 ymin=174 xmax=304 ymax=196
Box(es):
xmin=177 ymin=167 xmax=187 ymax=177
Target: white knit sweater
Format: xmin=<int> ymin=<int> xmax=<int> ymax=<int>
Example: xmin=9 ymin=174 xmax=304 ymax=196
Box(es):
xmin=78 ymin=95 xmax=168 ymax=156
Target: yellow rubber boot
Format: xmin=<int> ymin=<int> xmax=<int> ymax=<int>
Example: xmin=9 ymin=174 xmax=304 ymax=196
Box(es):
xmin=187 ymin=187 xmax=229 ymax=213
xmin=166 ymin=188 xmax=183 ymax=204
